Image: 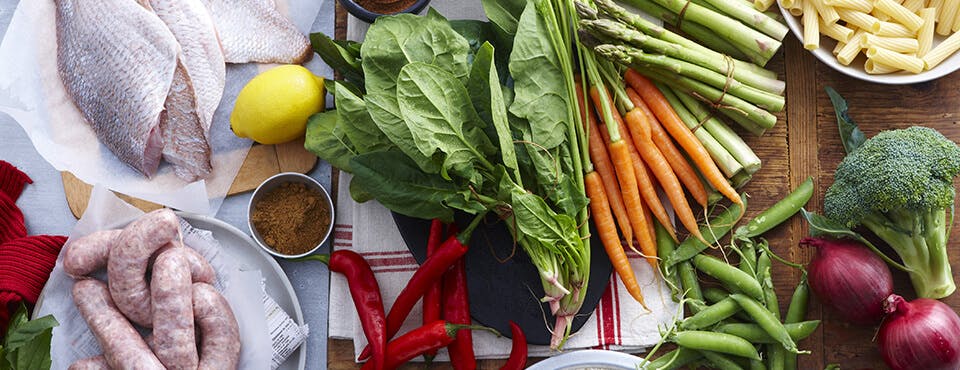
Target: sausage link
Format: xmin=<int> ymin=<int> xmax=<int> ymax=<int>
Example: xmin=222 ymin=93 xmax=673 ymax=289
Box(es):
xmin=180 ymin=244 xmax=216 ymax=284
xmin=108 ymin=208 xmax=180 ymax=327
xmin=63 ymin=230 xmax=122 ymax=278
xmin=68 ymin=356 xmax=110 ymax=370
xmin=193 ymin=283 xmax=241 ymax=370
xmin=151 ymin=248 xmax=198 ymax=369
xmin=72 ymin=280 xmax=164 ymax=370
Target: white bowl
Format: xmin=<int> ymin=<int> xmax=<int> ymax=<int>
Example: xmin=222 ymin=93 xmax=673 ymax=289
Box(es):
xmin=780 ymin=5 xmax=960 ymax=84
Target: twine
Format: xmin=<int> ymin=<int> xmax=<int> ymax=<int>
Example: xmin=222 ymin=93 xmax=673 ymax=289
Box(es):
xmin=691 ymin=55 xmax=749 ymax=117
xmin=676 ymin=0 xmax=693 ymax=31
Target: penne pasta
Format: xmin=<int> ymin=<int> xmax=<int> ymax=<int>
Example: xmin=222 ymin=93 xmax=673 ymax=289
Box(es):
xmin=902 ymin=0 xmax=926 ymax=11
xmin=825 ymin=0 xmax=874 ymax=12
xmin=876 ymin=21 xmax=916 ymax=36
xmin=861 ymin=33 xmax=921 ymax=52
xmin=838 ymin=8 xmax=884 ymax=31
xmin=875 ymin=0 xmax=926 ymax=30
xmin=923 ymin=29 xmax=960 ymax=68
xmin=838 ymin=29 xmax=869 ymax=64
xmin=929 ymin=0 xmax=945 ymax=9
xmin=937 ymin=0 xmax=960 ymax=34
xmin=866 ymin=46 xmax=926 ymax=72
xmin=835 ymin=40 xmax=849 ymax=54
xmin=918 ymin=7 xmax=937 ymax=56
xmin=864 ymin=58 xmax=904 ymax=73
xmin=756 ymin=0 xmax=776 ymax=11
xmin=804 ymin=0 xmax=822 ymax=49
xmin=813 ymin=0 xmax=842 ymax=22
xmin=822 ymin=19 xmax=858 ymax=41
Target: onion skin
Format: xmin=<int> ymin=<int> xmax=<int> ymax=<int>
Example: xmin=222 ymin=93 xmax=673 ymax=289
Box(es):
xmin=879 ymin=294 xmax=960 ymax=370
xmin=801 ymin=237 xmax=893 ymax=325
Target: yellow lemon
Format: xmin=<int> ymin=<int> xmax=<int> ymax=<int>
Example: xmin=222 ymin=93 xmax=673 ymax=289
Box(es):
xmin=230 ymin=65 xmax=325 ymax=144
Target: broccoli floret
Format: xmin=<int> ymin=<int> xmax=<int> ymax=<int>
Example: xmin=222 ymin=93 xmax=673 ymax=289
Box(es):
xmin=824 ymin=126 xmax=960 ymax=298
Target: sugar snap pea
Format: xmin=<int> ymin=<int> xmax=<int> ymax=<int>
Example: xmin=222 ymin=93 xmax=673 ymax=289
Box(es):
xmin=692 ymin=254 xmax=764 ymax=301
xmin=750 ymin=358 xmax=768 ymax=370
xmin=673 ymin=331 xmax=761 ymax=360
xmin=643 ymin=347 xmax=702 ymax=370
xmin=728 ymin=294 xmax=803 ymax=354
xmin=738 ymin=239 xmax=758 ymax=278
xmin=655 ymin=221 xmax=682 ymax=301
xmin=698 ymin=350 xmax=748 ymax=370
xmin=734 ymin=177 xmax=813 ymax=239
xmin=678 ymin=260 xmax=706 ymax=314
xmin=665 ymin=194 xmax=747 ymax=268
xmin=680 ymin=296 xmax=742 ymax=330
xmin=783 ymin=274 xmax=811 ymax=370
xmin=715 ymin=321 xmax=821 ymax=344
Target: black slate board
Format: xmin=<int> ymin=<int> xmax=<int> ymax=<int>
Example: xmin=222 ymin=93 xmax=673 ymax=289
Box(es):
xmin=391 ymin=212 xmax=613 ymax=346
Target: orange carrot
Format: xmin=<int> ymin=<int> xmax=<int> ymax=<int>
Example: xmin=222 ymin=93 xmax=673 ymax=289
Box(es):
xmin=624 ymin=108 xmax=708 ymax=245
xmin=629 ymin=148 xmax=677 ymax=242
xmin=591 ymin=85 xmax=657 ymax=267
xmin=578 ymin=82 xmax=634 ymax=249
xmin=625 ymin=87 xmax=708 ymax=207
xmin=585 ymin=171 xmax=647 ymax=308
xmin=625 ymin=70 xmax=742 ymax=210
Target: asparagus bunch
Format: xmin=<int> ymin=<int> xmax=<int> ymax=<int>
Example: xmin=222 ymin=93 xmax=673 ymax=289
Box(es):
xmin=578 ymin=0 xmax=784 ymax=132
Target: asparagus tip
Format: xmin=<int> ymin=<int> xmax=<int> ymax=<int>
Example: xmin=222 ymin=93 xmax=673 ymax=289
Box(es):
xmin=574 ymin=1 xmax=598 ymax=20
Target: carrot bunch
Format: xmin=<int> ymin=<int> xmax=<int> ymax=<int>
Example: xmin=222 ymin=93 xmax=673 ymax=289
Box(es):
xmin=578 ymin=55 xmax=750 ymax=307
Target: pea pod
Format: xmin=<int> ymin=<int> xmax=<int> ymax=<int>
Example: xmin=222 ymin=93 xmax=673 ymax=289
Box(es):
xmin=728 ymin=294 xmax=804 ymax=354
xmin=758 ymin=250 xmax=780 ymax=319
xmin=703 ymin=287 xmax=753 ymax=322
xmin=672 ymin=331 xmax=761 ymax=360
xmin=679 ymin=261 xmax=706 ymax=314
xmin=665 ymin=194 xmax=747 ymax=268
xmin=655 ymin=221 xmax=681 ymax=301
xmin=692 ymin=254 xmax=765 ymax=302
xmin=750 ymin=359 xmax=768 ymax=370
xmin=784 ymin=274 xmax=811 ymax=370
xmin=644 ymin=347 xmax=702 ymax=370
xmin=767 ymin=345 xmax=786 ymax=370
xmin=680 ymin=297 xmax=742 ymax=330
xmin=714 ymin=321 xmax=821 ymax=344
xmin=734 ymin=177 xmax=813 ymax=239
xmin=738 ymin=239 xmax=758 ymax=279
xmin=699 ymin=350 xmax=748 ymax=370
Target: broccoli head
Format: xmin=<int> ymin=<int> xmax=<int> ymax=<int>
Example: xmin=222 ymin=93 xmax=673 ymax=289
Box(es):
xmin=823 ymin=126 xmax=960 ymax=299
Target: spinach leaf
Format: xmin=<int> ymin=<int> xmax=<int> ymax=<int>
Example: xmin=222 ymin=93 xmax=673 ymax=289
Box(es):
xmin=397 ymin=62 xmax=496 ymax=186
xmin=304 ymin=110 xmax=357 ymax=172
xmin=825 ymin=87 xmax=865 ymax=154
xmin=482 ymin=0 xmax=526 ymax=38
xmin=350 ymin=151 xmax=486 ymax=222
xmin=1 ymin=305 xmax=57 ymax=370
xmin=468 ymin=42 xmax=520 ymax=181
xmin=360 ymin=9 xmax=470 ymax=95
xmin=334 ymin=82 xmax=392 ymax=154
xmin=508 ymin=2 xmax=570 ymax=149
xmin=365 ymin=93 xmax=443 ymax=174
xmin=505 ymin=176 xmax=579 ymax=252
xmin=310 ymin=32 xmax=364 ymax=89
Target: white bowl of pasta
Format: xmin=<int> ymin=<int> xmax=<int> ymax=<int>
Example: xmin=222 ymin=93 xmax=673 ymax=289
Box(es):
xmin=779 ymin=0 xmax=960 ymax=84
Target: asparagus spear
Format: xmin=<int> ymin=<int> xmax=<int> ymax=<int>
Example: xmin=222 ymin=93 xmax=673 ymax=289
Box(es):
xmin=622 ymin=0 xmax=782 ymax=65
xmin=699 ymin=0 xmax=789 ymax=40
xmin=580 ymin=18 xmax=785 ymax=94
xmin=658 ymin=83 xmax=744 ymax=177
xmin=672 ymin=87 xmax=763 ymax=174
xmin=595 ymin=44 xmax=785 ymax=111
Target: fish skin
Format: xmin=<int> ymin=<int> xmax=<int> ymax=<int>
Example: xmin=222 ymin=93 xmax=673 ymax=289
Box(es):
xmin=160 ymin=61 xmax=213 ymax=182
xmin=202 ymin=0 xmax=312 ymax=64
xmin=55 ymin=0 xmax=178 ymax=177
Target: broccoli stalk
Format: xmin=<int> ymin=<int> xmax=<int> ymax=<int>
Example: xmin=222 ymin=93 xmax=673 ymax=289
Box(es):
xmin=823 ymin=126 xmax=960 ymax=299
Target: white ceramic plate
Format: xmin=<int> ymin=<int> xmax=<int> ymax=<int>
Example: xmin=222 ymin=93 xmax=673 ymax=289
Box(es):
xmin=780 ymin=4 xmax=960 ymax=84
xmin=36 ymin=214 xmax=307 ymax=370
xmin=528 ymin=349 xmax=646 ymax=370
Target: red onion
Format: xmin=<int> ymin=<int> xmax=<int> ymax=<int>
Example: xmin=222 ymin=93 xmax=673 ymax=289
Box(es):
xmin=801 ymin=237 xmax=893 ymax=325
xmin=879 ymin=294 xmax=960 ymax=370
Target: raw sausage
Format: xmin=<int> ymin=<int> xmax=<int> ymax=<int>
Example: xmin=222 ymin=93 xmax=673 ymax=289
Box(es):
xmin=63 ymin=229 xmax=122 ymax=278
xmin=193 ymin=283 xmax=241 ymax=370
xmin=67 ymin=356 xmax=109 ymax=370
xmin=72 ymin=279 xmax=164 ymax=370
xmin=150 ymin=248 xmax=198 ymax=369
xmin=108 ymin=208 xmax=179 ymax=327
xmin=179 ymin=243 xmax=216 ymax=284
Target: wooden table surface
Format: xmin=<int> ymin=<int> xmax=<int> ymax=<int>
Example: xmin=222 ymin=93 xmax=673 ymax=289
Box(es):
xmin=327 ymin=2 xmax=960 ymax=368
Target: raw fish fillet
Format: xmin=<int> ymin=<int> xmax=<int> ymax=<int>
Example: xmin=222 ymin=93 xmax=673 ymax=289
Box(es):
xmin=55 ymin=0 xmax=179 ymax=177
xmin=202 ymin=0 xmax=312 ymax=64
xmin=159 ymin=62 xmax=213 ymax=181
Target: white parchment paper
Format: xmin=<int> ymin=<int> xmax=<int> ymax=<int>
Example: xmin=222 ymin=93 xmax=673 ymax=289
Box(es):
xmin=35 ymin=185 xmax=272 ymax=369
xmin=0 ymin=0 xmax=325 ymax=215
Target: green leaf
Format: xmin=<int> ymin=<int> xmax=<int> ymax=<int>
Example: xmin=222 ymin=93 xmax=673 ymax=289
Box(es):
xmin=348 ymin=176 xmax=374 ymax=203
xmin=397 ymin=62 xmax=496 ymax=185
xmin=334 ymin=82 xmax=393 ymax=154
xmin=365 ymin=93 xmax=442 ymax=174
xmin=360 ymin=9 xmax=470 ymax=95
xmin=506 ymin=178 xmax=578 ymax=252
xmin=350 ymin=151 xmax=486 ymax=222
xmin=310 ymin=32 xmax=364 ymax=88
xmin=825 ymin=87 xmax=865 ymax=154
xmin=468 ymin=42 xmax=520 ymax=181
xmin=305 ymin=110 xmax=357 ymax=172
xmin=482 ymin=0 xmax=526 ymax=37
xmin=508 ymin=2 xmax=570 ymax=149
xmin=3 ymin=305 xmax=57 ymax=370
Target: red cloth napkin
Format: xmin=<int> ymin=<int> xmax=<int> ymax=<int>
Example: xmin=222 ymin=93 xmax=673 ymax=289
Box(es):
xmin=0 ymin=161 xmax=66 ymax=332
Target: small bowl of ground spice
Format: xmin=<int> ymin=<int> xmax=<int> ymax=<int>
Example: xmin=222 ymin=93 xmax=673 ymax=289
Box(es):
xmin=338 ymin=0 xmax=430 ymax=23
xmin=248 ymin=173 xmax=334 ymax=259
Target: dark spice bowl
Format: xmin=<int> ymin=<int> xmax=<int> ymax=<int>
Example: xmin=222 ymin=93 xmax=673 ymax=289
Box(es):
xmin=247 ymin=172 xmax=335 ymax=259
xmin=338 ymin=0 xmax=431 ymax=23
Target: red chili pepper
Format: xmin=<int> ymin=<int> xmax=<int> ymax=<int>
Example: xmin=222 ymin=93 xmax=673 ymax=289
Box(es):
xmin=443 ymin=257 xmax=475 ymax=369
xmin=295 ymin=250 xmax=386 ymax=370
xmin=360 ymin=321 xmax=480 ymax=370
xmin=421 ymin=219 xmax=445 ymax=362
xmin=500 ymin=321 xmax=527 ymax=370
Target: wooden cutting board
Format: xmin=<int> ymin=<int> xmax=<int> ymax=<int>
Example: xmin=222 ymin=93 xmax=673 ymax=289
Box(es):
xmin=62 ymin=138 xmax=317 ymax=218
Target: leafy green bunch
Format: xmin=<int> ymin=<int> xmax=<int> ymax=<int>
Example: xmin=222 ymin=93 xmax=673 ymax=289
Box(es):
xmin=0 ymin=305 xmax=58 ymax=369
xmin=308 ymin=0 xmax=591 ymax=348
